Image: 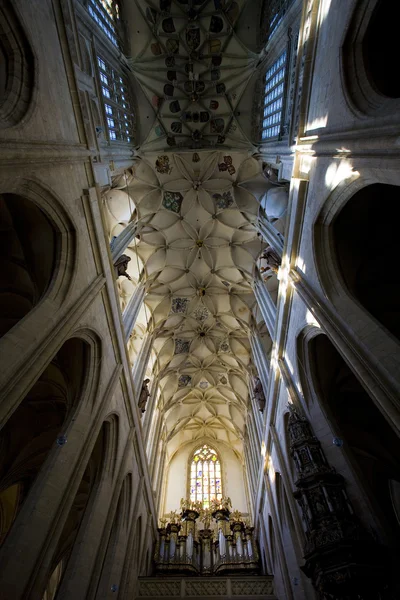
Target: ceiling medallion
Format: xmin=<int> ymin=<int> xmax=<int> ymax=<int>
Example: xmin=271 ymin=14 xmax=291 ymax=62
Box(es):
xmin=199 ymin=381 xmax=209 ymax=389
xmin=178 ymin=374 xmax=192 ymax=387
xmin=175 ymin=338 xmax=190 ymax=354
xmin=163 ymin=191 xmax=183 ymax=213
xmin=213 ymin=190 xmax=234 ymax=209
xmin=218 ymin=156 xmax=236 ymax=175
xmin=156 ymin=155 xmax=172 ymax=175
xmin=193 ymin=306 xmax=209 ymax=323
xmin=171 ymin=297 xmax=190 ymax=314
xmin=219 ymin=340 xmax=230 ymax=353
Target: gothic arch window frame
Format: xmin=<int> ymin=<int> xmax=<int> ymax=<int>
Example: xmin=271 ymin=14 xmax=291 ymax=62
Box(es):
xmin=187 ymin=443 xmax=223 ymax=509
xmin=0 ymin=179 xmax=76 ymax=348
xmin=255 ymin=29 xmax=298 ymax=144
xmin=96 ymin=53 xmax=136 ymax=144
xmin=313 ymin=171 xmax=400 ymax=331
xmin=341 ymin=0 xmax=400 ymax=116
xmin=85 ymin=0 xmax=122 ymax=49
xmin=259 ymin=0 xmax=296 ymax=47
xmin=39 ymin=415 xmax=119 ymax=599
xmin=0 ymin=3 xmax=35 ymax=129
xmin=313 ymin=173 xmax=400 ymax=431
xmin=295 ymin=329 xmax=400 ymax=543
xmin=0 ymin=329 xmax=102 ymax=560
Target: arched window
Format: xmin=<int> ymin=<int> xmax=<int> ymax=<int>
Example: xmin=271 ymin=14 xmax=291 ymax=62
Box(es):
xmin=261 ymin=51 xmax=288 ymax=140
xmin=87 ymin=0 xmax=121 ymax=47
xmin=97 ymin=56 xmax=135 ymax=143
xmin=189 ymin=445 xmax=222 ymax=509
xmin=262 ymin=0 xmax=295 ymax=42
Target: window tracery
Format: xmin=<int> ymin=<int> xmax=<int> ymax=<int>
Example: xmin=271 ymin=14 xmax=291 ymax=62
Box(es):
xmin=261 ymin=51 xmax=287 ymax=140
xmin=97 ymin=56 xmax=135 ymax=142
xmin=87 ymin=0 xmax=120 ymax=47
xmin=263 ymin=0 xmax=295 ymax=42
xmin=189 ymin=445 xmax=222 ymax=509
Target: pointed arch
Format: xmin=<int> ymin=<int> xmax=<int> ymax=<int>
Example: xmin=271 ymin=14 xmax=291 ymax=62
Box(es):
xmin=299 ymin=331 xmax=400 ymax=546
xmin=188 ymin=444 xmax=223 ymax=509
xmin=0 ymin=335 xmax=96 ymax=548
xmin=342 ymin=0 xmax=400 ymax=115
xmin=0 ymin=180 xmax=76 ymax=341
xmin=0 ymin=3 xmax=35 ymax=128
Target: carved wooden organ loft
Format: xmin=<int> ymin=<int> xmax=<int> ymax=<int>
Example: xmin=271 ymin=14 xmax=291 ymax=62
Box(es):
xmin=154 ymin=498 xmax=259 ymax=576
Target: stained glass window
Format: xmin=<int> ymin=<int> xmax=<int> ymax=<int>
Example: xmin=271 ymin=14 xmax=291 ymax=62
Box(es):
xmin=261 ymin=51 xmax=287 ymax=140
xmin=189 ymin=445 xmax=222 ymax=509
xmin=88 ymin=0 xmax=120 ymax=47
xmin=97 ymin=56 xmax=135 ymax=143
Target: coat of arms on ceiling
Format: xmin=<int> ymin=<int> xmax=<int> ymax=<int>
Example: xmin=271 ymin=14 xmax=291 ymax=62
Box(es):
xmin=178 ymin=374 xmax=192 ymax=388
xmin=156 ymin=155 xmax=172 ymax=174
xmin=212 ymin=191 xmax=234 ymax=209
xmin=193 ymin=306 xmax=210 ymax=323
xmin=218 ymin=156 xmax=236 ymax=175
xmin=171 ymin=297 xmax=190 ymax=314
xmin=219 ymin=340 xmax=230 ymax=353
xmin=175 ymin=338 xmax=191 ymax=354
xmin=163 ymin=191 xmax=183 ymax=213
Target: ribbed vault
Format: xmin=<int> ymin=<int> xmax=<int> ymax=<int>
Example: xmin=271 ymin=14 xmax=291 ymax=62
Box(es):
xmin=126 ymin=0 xmax=261 ymax=151
xmin=104 ymin=150 xmax=273 ymax=457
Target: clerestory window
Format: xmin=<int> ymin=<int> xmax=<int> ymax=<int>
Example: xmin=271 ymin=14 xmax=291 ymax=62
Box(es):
xmin=97 ymin=56 xmax=135 ymax=143
xmin=189 ymin=445 xmax=222 ymax=509
xmin=88 ymin=0 xmax=121 ymax=47
xmin=264 ymin=0 xmax=295 ymax=41
xmin=261 ymin=51 xmax=287 ymax=140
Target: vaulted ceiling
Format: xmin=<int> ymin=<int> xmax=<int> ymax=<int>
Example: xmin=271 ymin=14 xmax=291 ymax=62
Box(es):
xmin=125 ymin=0 xmax=263 ymax=151
xmin=102 ymin=0 xmax=285 ymax=461
xmin=103 ymin=150 xmax=280 ymax=458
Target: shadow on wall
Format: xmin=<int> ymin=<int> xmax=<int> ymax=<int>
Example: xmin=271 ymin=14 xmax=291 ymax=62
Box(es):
xmin=308 ymin=333 xmax=400 ymax=545
xmin=333 ymin=183 xmax=400 ymax=343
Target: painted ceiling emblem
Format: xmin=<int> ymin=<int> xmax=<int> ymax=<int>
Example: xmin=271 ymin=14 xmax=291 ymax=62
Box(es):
xmin=163 ymin=191 xmax=183 ymax=213
xmin=210 ymin=118 xmax=224 ymax=133
xmin=192 ymin=153 xmax=200 ymax=162
xmin=156 ymin=155 xmax=172 ymax=174
xmin=171 ymin=297 xmax=189 ymax=314
xmin=219 ymin=340 xmax=230 ymax=353
xmin=175 ymin=338 xmax=190 ymax=355
xmin=199 ymin=381 xmax=209 ymax=389
xmin=213 ymin=190 xmax=234 ymax=210
xmin=193 ymin=306 xmax=209 ymax=323
xmin=218 ymin=155 xmax=236 ymax=175
xmin=178 ymin=374 xmax=192 ymax=387
xmin=219 ymin=375 xmax=228 ymax=385
xmin=186 ymin=27 xmax=200 ymax=50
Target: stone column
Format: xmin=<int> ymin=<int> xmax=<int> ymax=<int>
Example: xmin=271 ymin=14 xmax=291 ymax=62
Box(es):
xmin=110 ymin=220 xmax=142 ymax=261
xmin=253 ymin=273 xmax=277 ymax=339
xmin=249 ymin=331 xmax=270 ymax=396
xmin=132 ymin=331 xmax=154 ymax=402
xmin=123 ymin=282 xmax=145 ymax=341
xmin=256 ymin=215 xmax=284 ymax=255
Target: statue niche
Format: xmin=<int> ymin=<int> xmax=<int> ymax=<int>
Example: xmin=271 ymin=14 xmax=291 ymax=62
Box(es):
xmin=113 ymin=254 xmax=132 ymax=280
xmin=253 ymin=376 xmax=266 ymax=413
xmin=138 ymin=378 xmax=150 ymax=413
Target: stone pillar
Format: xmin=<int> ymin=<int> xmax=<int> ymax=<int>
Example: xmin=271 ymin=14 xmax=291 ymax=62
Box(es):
xmin=132 ymin=332 xmax=153 ymax=402
xmin=249 ymin=331 xmax=270 ymax=396
xmin=123 ymin=282 xmax=145 ymax=341
xmin=256 ymin=215 xmax=284 ymax=255
xmin=253 ymin=273 xmax=277 ymax=339
xmin=110 ymin=219 xmax=142 ymax=261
